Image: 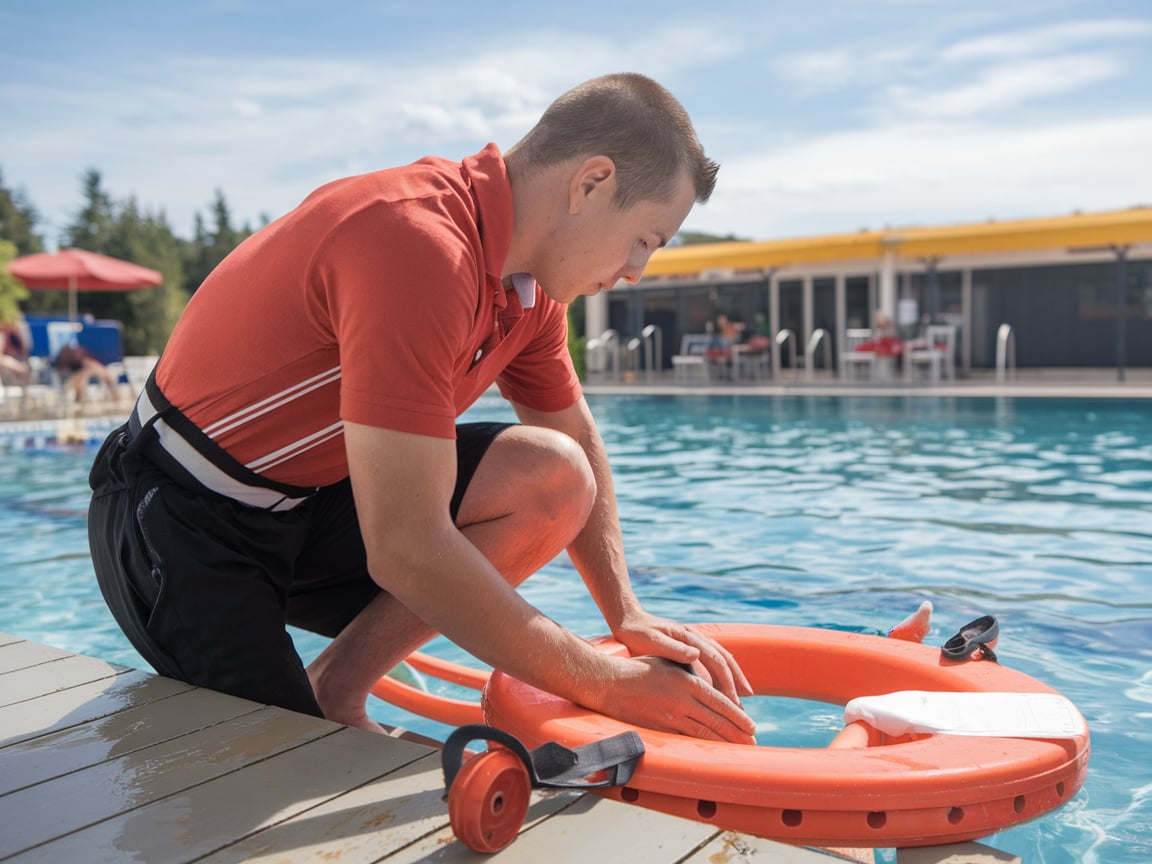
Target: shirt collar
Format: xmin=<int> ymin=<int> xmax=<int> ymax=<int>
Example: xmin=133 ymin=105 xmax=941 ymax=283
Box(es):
xmin=508 ymin=273 xmax=537 ymax=309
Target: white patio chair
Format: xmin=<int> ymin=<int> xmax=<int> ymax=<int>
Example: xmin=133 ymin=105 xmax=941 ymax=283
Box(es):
xmin=731 ymin=341 xmax=771 ymax=381
xmin=671 ymin=334 xmax=712 ymax=382
xmin=841 ymin=328 xmax=875 ymax=380
xmin=905 ymin=325 xmax=956 ymax=383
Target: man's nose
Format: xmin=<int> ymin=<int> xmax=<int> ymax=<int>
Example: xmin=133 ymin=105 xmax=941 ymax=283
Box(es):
xmin=618 ymin=258 xmax=649 ymax=284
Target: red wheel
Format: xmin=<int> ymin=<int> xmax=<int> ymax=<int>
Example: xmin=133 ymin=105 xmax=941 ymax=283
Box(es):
xmin=448 ymin=748 xmax=531 ymax=853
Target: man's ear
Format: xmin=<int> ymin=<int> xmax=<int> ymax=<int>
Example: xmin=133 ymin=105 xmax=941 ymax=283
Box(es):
xmin=568 ymin=156 xmax=616 ymax=215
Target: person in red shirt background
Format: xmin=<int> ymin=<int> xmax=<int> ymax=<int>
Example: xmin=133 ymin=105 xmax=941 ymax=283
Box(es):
xmin=88 ymin=73 xmax=755 ymax=745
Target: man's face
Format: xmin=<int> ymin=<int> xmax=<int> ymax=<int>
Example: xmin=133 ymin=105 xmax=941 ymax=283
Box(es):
xmin=537 ymin=168 xmax=697 ymax=306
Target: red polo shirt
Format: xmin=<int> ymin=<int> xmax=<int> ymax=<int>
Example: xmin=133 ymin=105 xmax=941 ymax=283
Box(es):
xmin=156 ymin=144 xmax=582 ymax=488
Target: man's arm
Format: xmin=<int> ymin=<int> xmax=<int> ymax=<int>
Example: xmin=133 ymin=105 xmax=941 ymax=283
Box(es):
xmin=511 ymin=397 xmax=753 ymax=705
xmin=343 ymin=419 xmax=754 ymax=743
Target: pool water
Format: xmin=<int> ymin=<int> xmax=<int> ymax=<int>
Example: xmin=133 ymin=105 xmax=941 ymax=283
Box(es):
xmin=1 ymin=395 xmax=1149 ymax=863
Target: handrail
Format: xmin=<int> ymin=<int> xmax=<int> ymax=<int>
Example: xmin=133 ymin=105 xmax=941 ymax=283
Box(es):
xmin=586 ymin=329 xmax=620 ymax=379
xmin=641 ymin=324 xmax=662 ymax=380
xmin=995 ymin=324 xmax=1016 ymax=385
xmin=776 ymin=328 xmax=798 ymax=378
xmin=624 ymin=337 xmax=643 ymax=381
xmin=805 ymin=328 xmax=832 ymax=380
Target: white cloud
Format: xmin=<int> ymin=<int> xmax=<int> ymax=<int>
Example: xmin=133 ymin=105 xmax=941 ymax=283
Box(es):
xmin=889 ymin=54 xmax=1119 ymax=119
xmin=232 ymin=99 xmax=263 ymax=118
xmin=772 ymin=51 xmax=857 ymax=92
xmin=942 ymin=19 xmax=1152 ymax=62
xmin=772 ymin=45 xmax=922 ymax=97
xmin=691 ymin=114 xmax=1152 ymax=239
xmin=771 ymin=17 xmax=1145 ymax=125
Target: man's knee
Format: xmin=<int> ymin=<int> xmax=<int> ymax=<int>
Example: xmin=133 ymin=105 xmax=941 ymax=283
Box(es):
xmin=531 ymin=427 xmax=596 ymax=525
xmin=461 ymin=425 xmax=596 ymax=530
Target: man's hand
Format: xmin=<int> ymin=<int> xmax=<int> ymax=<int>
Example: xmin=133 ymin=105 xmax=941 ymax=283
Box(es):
xmin=586 ymin=653 xmax=756 ymax=745
xmin=584 ymin=611 xmax=756 ymax=744
xmin=611 ymin=611 xmax=754 ymax=706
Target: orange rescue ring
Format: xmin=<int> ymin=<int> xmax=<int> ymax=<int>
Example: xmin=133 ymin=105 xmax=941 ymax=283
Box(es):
xmin=371 ymin=652 xmax=486 ymax=728
xmin=481 ymin=623 xmax=1090 ymax=848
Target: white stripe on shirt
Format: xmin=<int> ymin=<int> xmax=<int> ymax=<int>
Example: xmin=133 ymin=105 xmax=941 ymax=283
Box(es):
xmin=202 ymin=366 xmax=343 ymax=439
xmin=245 ymin=421 xmax=346 ymax=473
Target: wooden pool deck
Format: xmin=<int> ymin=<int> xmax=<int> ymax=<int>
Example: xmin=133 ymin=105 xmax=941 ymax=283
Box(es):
xmin=0 ymin=633 xmax=1018 ymax=863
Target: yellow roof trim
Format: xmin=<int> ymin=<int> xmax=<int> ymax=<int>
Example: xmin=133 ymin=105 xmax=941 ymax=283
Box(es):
xmin=644 ymin=207 xmax=1152 ymax=277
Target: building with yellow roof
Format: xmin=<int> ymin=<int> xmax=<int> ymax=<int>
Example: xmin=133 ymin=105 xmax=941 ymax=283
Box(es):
xmin=585 ymin=207 xmax=1152 ymax=379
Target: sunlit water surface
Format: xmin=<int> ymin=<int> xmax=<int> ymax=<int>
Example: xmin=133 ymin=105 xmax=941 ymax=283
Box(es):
xmin=1 ymin=395 xmax=1149 ymax=863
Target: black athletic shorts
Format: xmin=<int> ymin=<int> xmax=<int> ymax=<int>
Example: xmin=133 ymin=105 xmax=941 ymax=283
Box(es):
xmin=88 ymin=420 xmax=513 ymax=718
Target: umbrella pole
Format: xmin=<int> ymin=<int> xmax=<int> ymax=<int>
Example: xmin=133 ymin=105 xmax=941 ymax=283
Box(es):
xmin=68 ymin=274 xmax=78 ymax=322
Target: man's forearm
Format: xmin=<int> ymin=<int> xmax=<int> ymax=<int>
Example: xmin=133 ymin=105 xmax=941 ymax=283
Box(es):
xmin=564 ymin=416 xmax=645 ymax=632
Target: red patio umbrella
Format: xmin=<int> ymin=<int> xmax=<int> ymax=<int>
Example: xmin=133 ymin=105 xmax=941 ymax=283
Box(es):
xmin=7 ymin=248 xmax=163 ymax=322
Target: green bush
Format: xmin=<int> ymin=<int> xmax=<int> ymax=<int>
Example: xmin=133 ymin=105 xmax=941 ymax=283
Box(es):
xmin=567 ymin=307 xmax=587 ymax=380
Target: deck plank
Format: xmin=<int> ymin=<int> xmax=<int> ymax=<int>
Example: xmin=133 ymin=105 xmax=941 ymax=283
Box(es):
xmin=193 ymin=748 xmax=448 ymax=864
xmin=0 ymin=653 xmax=128 ymax=708
xmin=6 ymin=727 xmax=435 ymax=864
xmin=685 ymin=833 xmax=867 ymax=863
xmin=0 ymin=705 xmax=335 ymax=858
xmin=0 ymin=639 xmax=73 ymax=673
xmin=383 ymin=791 xmax=719 ymax=863
xmin=0 ymin=686 xmax=262 ymax=795
xmin=0 ymin=671 xmax=192 ymax=748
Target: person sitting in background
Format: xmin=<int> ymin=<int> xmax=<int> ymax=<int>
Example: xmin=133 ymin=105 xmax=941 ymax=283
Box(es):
xmin=54 ymin=339 xmax=117 ymax=403
xmin=705 ymin=314 xmax=739 ymax=376
xmin=715 ymin=313 xmax=741 ymax=343
xmin=874 ymin=309 xmax=896 ymax=338
xmin=708 ymin=313 xmax=742 ymax=353
xmin=0 ymin=317 xmax=32 ymax=386
xmin=870 ymin=309 xmax=903 ymax=357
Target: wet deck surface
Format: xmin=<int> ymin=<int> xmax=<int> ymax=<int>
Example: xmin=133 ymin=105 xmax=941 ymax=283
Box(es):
xmin=1 ymin=632 xmax=866 ymax=863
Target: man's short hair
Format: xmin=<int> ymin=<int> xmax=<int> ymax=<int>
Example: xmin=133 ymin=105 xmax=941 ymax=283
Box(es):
xmin=508 ymin=73 xmax=719 ymax=209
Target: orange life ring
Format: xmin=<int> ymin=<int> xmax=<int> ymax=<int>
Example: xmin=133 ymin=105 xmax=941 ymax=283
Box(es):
xmin=370 ymin=651 xmax=486 ymax=728
xmin=480 ymin=623 xmax=1090 ymax=848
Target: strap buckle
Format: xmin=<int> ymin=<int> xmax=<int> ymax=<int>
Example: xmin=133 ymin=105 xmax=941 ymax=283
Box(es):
xmin=442 ymin=723 xmax=644 ymax=792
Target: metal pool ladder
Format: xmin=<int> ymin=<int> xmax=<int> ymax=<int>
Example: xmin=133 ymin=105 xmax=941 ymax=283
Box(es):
xmin=996 ymin=323 xmax=1016 ymax=385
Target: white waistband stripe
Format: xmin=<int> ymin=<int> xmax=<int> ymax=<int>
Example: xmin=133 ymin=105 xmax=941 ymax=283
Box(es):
xmin=134 ymin=389 xmax=313 ymax=511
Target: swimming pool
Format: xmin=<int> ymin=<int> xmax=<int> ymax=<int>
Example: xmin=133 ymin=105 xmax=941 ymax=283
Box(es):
xmin=1 ymin=395 xmax=1149 ymax=863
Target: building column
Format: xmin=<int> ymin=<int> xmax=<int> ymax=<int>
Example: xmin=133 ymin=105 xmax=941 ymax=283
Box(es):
xmin=585 ymin=291 xmax=608 ymax=341
xmin=834 ymin=272 xmax=846 ymax=377
xmin=769 ymin=273 xmax=781 ymax=374
xmin=802 ymin=275 xmax=814 ymax=343
xmin=961 ymin=268 xmax=972 ymax=376
xmin=1114 ymin=245 xmax=1130 ymax=383
xmin=879 ymin=248 xmax=897 ymax=320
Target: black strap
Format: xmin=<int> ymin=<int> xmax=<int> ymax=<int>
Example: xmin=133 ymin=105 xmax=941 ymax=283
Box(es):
xmin=941 ymin=614 xmax=999 ymax=662
xmin=442 ymin=724 xmax=644 ymax=792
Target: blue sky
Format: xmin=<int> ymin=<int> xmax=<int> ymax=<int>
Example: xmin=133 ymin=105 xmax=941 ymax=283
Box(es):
xmin=1 ymin=0 xmax=1149 ymax=246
